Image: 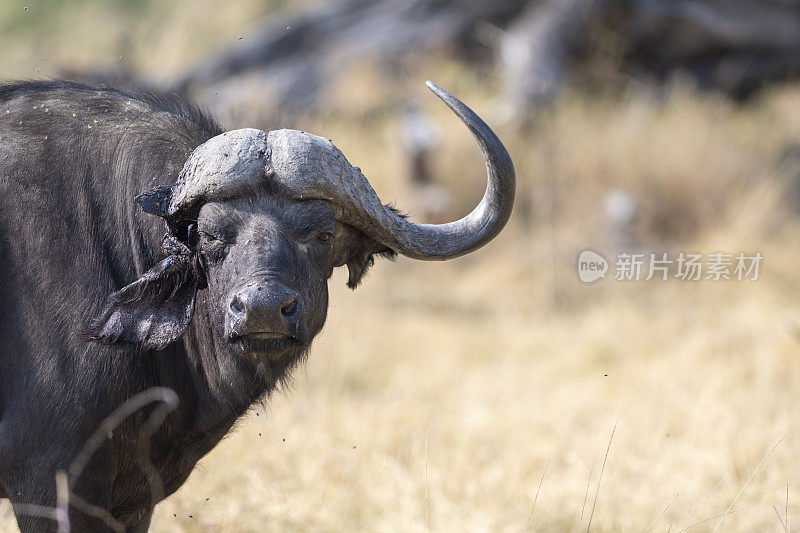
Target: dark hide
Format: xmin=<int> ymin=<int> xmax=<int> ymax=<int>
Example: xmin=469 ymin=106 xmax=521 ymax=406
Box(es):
xmin=0 ymin=80 xmax=393 ymax=531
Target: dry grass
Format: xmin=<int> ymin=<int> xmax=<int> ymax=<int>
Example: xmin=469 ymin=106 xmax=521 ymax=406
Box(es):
xmin=144 ymin=84 xmax=800 ymax=531
xmin=4 ymin=2 xmax=800 ymax=531
xmin=144 ymin=238 xmax=800 ymax=532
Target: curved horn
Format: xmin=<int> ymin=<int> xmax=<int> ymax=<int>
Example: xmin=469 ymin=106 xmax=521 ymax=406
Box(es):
xmin=326 ymin=81 xmax=516 ymax=260
xmin=265 ymin=82 xmax=515 ymax=260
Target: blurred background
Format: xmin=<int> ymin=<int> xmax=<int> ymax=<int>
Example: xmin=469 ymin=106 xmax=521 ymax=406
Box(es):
xmin=3 ymin=0 xmax=800 ymax=530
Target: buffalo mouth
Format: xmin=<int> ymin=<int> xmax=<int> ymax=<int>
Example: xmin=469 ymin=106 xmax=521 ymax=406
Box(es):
xmin=227 ymin=332 xmax=308 ymax=358
xmin=247 ymin=331 xmax=293 ymax=340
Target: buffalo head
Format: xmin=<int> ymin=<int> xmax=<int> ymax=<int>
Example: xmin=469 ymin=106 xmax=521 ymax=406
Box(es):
xmin=82 ymin=82 xmax=515 ymax=365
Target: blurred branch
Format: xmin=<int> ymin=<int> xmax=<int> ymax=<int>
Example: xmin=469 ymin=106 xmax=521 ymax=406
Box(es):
xmin=15 ymin=387 xmax=179 ymax=531
xmin=174 ymin=0 xmax=530 ymax=113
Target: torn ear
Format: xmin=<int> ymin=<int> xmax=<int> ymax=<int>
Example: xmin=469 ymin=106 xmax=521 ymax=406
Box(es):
xmin=79 ymin=253 xmax=199 ymax=350
xmin=136 ymin=185 xmax=173 ymax=218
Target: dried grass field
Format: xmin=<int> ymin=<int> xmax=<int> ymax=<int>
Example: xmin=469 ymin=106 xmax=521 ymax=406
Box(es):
xmin=4 ymin=2 xmax=800 ymax=531
xmin=149 ymin=87 xmax=800 ymax=531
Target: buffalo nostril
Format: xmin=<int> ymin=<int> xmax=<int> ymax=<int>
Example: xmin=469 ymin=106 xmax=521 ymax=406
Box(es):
xmin=229 ymin=296 xmax=245 ymax=316
xmin=281 ymin=298 xmax=298 ymax=317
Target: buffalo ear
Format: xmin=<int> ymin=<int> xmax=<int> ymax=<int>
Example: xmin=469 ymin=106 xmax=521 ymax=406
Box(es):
xmin=335 ymin=207 xmax=404 ymax=289
xmin=80 ymin=254 xmax=198 ymax=350
xmin=345 ymin=243 xmax=396 ymax=289
xmin=331 ymin=223 xmax=397 ymax=289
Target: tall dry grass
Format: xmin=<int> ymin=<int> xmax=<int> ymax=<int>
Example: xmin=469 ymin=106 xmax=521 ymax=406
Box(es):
xmin=4 ymin=2 xmax=800 ymax=531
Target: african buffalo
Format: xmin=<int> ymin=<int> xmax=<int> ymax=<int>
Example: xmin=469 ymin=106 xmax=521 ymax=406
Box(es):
xmin=0 ymin=79 xmax=514 ymax=531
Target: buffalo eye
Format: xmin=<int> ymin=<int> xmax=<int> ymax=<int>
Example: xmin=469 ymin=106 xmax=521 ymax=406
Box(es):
xmin=300 ymin=228 xmax=334 ymax=246
xmin=200 ymin=230 xmax=222 ymax=243
xmin=200 ymin=230 xmax=233 ymax=261
xmin=199 ymin=227 xmax=236 ymax=245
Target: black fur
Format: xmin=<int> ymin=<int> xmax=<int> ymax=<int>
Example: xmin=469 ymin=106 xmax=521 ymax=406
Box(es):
xmin=0 ymin=80 xmax=393 ymax=531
